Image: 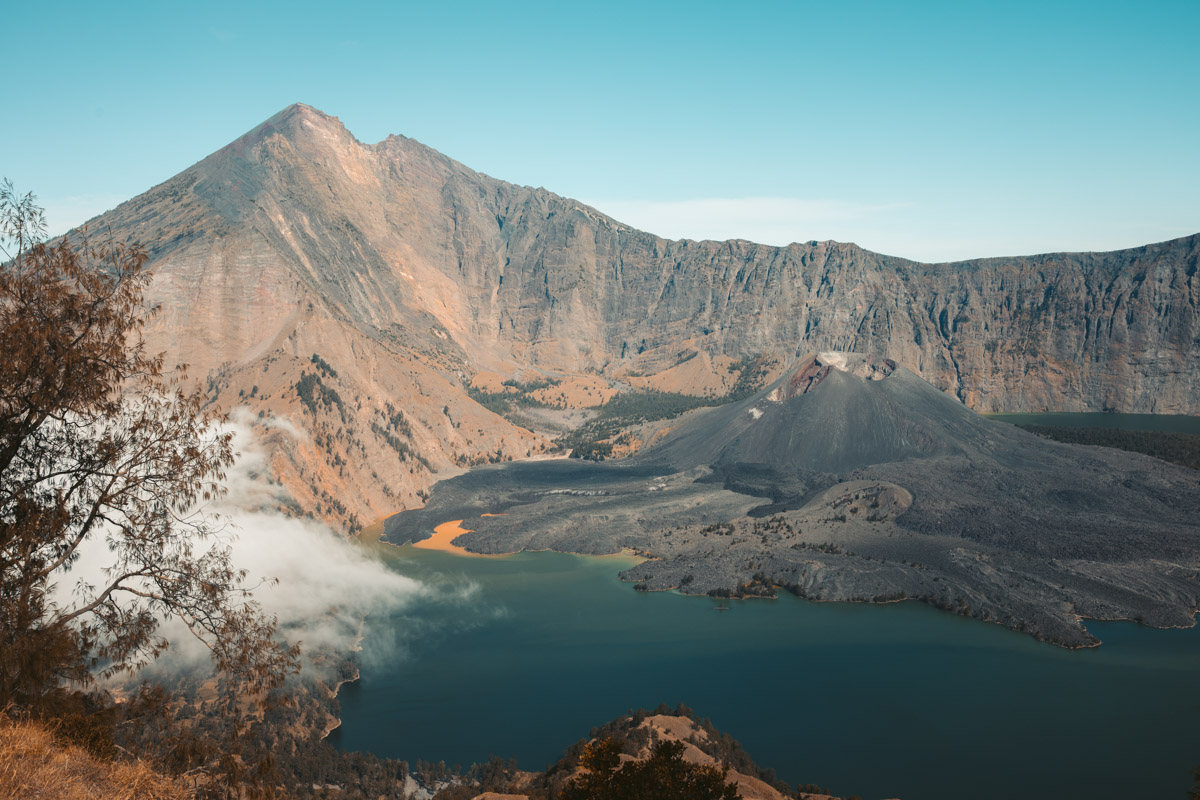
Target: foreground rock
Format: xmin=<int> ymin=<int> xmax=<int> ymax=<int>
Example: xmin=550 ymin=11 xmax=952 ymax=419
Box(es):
xmin=440 ymin=708 xmax=867 ymax=800
xmin=389 ymin=353 xmax=1200 ymax=648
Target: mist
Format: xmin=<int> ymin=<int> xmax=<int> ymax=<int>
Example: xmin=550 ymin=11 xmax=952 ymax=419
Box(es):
xmin=56 ymin=408 xmax=479 ymax=685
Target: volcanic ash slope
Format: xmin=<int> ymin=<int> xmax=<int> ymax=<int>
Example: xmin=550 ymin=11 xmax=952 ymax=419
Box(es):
xmin=388 ymin=353 xmax=1200 ymax=647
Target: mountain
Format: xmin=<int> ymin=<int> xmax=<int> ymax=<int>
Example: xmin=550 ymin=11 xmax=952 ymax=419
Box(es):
xmin=646 ymin=352 xmax=1001 ymax=473
xmin=79 ymin=103 xmax=1200 ymax=527
xmin=388 ymin=352 xmax=1200 ymax=647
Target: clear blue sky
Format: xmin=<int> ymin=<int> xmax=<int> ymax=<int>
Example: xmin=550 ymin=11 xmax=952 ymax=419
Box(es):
xmin=4 ymin=0 xmax=1197 ymax=262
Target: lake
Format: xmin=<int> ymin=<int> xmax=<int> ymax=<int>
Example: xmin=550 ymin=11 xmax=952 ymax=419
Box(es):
xmin=984 ymin=411 xmax=1200 ymax=434
xmin=336 ymin=413 xmax=1200 ymax=799
xmin=333 ymin=542 xmax=1200 ymax=800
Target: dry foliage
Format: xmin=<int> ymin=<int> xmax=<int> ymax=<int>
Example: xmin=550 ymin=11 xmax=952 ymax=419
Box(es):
xmin=0 ymin=181 xmax=300 ymax=796
xmin=0 ymin=180 xmax=298 ymax=706
xmin=0 ymin=711 xmax=191 ymax=800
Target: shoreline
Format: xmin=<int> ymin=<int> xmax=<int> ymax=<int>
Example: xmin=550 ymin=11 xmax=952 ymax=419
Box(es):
xmin=320 ymin=617 xmax=368 ymax=739
xmin=321 ymin=666 xmax=362 ymax=740
xmin=412 ymin=519 xmax=507 ymax=557
xmin=363 ymin=511 xmax=1192 ymax=649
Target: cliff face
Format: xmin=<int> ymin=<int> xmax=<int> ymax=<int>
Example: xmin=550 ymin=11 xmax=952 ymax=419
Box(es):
xmin=82 ymin=103 xmax=1200 ymax=524
xmin=482 ymin=202 xmax=1199 ymax=414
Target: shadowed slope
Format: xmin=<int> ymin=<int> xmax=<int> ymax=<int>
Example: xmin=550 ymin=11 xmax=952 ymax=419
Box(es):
xmin=643 ymin=353 xmax=1011 ymax=473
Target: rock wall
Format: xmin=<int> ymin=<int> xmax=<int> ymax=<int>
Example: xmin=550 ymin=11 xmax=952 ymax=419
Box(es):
xmin=98 ymin=103 xmax=1199 ymax=415
xmin=76 ymin=104 xmax=1200 ymax=523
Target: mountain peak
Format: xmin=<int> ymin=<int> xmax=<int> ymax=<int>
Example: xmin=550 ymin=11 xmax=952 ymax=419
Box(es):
xmin=268 ymin=101 xmax=340 ymax=126
xmin=641 ymin=351 xmax=983 ymax=474
xmin=770 ymin=352 xmax=898 ymax=402
xmin=226 ymin=102 xmax=354 ymax=154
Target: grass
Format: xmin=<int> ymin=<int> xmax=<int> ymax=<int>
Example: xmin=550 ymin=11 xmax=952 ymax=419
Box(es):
xmin=555 ymin=389 xmax=718 ymax=459
xmin=556 ymin=355 xmax=775 ymax=460
xmin=0 ymin=713 xmax=191 ymax=800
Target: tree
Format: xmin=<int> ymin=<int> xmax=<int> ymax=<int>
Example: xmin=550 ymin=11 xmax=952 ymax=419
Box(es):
xmin=561 ymin=737 xmax=742 ymax=800
xmin=0 ymin=179 xmax=298 ymax=711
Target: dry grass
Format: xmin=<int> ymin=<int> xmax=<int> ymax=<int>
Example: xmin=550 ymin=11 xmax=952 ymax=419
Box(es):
xmin=0 ymin=713 xmax=192 ymax=800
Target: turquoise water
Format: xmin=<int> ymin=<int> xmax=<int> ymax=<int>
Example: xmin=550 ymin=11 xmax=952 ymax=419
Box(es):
xmin=332 ymin=545 xmax=1200 ymax=800
xmin=985 ymin=411 xmax=1200 ymax=434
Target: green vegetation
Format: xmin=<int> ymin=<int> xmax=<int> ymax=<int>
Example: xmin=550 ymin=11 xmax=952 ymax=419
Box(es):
xmin=296 ymin=370 xmax=346 ymax=417
xmin=371 ymin=421 xmax=432 ymax=471
xmin=310 ymin=351 xmax=338 ymax=378
xmin=384 ymin=401 xmax=413 ymax=438
xmin=466 ymin=384 xmax=555 ymax=417
xmin=559 ymin=738 xmax=741 ymax=800
xmin=726 ymin=354 xmax=772 ymax=401
xmin=1017 ymin=425 xmax=1200 ymax=471
xmin=673 ymin=349 xmax=699 ymax=366
xmin=465 ymin=377 xmax=569 ymax=433
xmin=465 ymin=357 xmax=773 ymax=458
xmin=557 ymin=389 xmax=717 ymax=459
xmin=597 ymin=388 xmax=720 ymax=421
xmin=558 ymin=355 xmax=773 ymax=460
xmin=464 ymin=385 xmax=511 ymax=415
xmin=372 ymin=401 xmax=427 ymax=470
xmin=503 ymin=376 xmax=561 ymax=393
xmin=735 ymin=574 xmax=777 ymax=598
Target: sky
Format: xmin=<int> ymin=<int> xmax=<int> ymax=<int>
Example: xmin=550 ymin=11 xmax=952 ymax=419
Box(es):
xmin=4 ymin=0 xmax=1198 ymax=262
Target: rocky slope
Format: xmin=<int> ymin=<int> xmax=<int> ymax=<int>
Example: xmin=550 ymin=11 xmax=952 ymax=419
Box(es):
xmin=440 ymin=710 xmax=859 ymax=800
xmin=388 ymin=353 xmax=1200 ymax=648
xmin=78 ymin=103 xmax=1200 ymax=526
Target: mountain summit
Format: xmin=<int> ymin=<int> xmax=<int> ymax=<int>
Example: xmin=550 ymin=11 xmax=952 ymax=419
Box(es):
xmin=76 ymin=103 xmax=1200 ymax=528
xmin=645 ymin=352 xmax=992 ymax=474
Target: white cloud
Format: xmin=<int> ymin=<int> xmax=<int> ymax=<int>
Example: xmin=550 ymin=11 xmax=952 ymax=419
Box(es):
xmin=177 ymin=414 xmax=477 ymax=676
xmin=256 ymin=412 xmax=308 ymax=442
xmin=54 ymin=411 xmax=477 ymax=683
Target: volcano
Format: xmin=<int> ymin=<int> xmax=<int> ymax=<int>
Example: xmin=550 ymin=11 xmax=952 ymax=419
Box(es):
xmin=644 ymin=352 xmax=1013 ymax=474
xmin=390 ymin=353 xmax=1200 ymax=648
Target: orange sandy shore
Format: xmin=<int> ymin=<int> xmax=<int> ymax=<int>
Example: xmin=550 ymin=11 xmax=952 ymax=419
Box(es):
xmin=412 ymin=519 xmax=503 ymax=557
xmin=411 ymin=515 xmax=643 ymax=562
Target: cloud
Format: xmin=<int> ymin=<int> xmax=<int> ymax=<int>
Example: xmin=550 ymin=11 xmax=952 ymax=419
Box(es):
xmin=257 ymin=413 xmax=308 ymax=442
xmin=183 ymin=412 xmax=478 ymax=677
xmin=55 ymin=410 xmax=476 ymax=683
xmin=591 ymin=196 xmax=911 ymax=248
